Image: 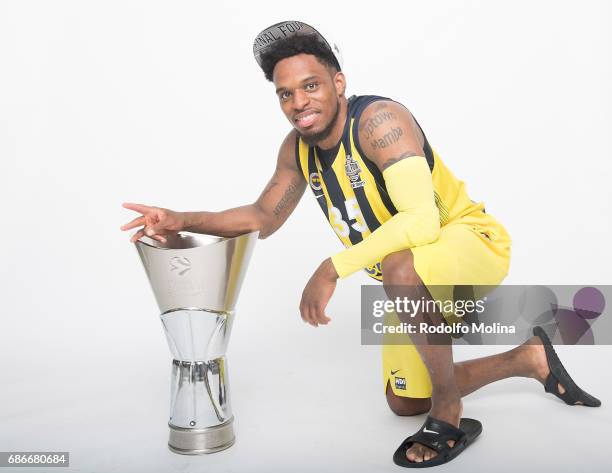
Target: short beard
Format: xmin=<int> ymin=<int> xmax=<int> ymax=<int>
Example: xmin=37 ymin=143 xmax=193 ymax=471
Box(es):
xmin=299 ymin=98 xmax=341 ymax=146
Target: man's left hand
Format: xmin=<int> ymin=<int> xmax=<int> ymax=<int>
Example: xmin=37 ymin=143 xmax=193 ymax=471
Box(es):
xmin=299 ymin=258 xmax=339 ymax=327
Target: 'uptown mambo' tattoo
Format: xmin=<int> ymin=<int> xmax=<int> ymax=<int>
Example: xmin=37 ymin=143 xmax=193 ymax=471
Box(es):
xmin=371 ymin=127 xmax=404 ymax=150
xmin=273 ymin=177 xmax=301 ymax=218
xmin=360 ymin=106 xmax=397 ymax=140
xmin=381 ymin=151 xmax=418 ymax=170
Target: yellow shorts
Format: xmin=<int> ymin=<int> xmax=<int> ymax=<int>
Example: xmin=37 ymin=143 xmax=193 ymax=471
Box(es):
xmin=383 ymin=211 xmax=511 ymax=398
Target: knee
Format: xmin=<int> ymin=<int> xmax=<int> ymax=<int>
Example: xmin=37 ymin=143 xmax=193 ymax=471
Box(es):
xmin=381 ymin=250 xmax=422 ymax=289
xmin=386 ymin=389 xmax=431 ymax=416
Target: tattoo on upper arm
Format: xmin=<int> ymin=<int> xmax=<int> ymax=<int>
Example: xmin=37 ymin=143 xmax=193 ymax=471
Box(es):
xmin=359 ymin=103 xmax=397 ymax=140
xmin=371 ymin=127 xmax=404 ymax=150
xmin=359 ymin=103 xmax=406 ymax=150
xmin=272 ymin=177 xmax=302 ymax=218
xmin=381 ymin=151 xmax=418 ymax=171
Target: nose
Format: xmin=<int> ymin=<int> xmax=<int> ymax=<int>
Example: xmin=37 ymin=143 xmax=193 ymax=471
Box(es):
xmin=292 ymin=89 xmax=310 ymax=110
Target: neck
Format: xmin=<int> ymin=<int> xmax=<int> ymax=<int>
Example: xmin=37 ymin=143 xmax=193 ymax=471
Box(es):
xmin=314 ymin=96 xmax=348 ymax=150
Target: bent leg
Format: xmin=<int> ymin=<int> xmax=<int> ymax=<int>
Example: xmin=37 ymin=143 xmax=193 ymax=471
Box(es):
xmin=381 ymin=250 xmax=565 ymax=462
xmin=386 ymin=342 xmax=545 ymax=415
xmin=382 ymin=249 xmax=462 ymax=463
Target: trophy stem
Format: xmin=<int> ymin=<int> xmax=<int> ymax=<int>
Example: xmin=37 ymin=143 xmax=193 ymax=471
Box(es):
xmin=167 ymin=357 xmax=235 ymax=453
xmin=163 ymin=309 xmax=235 ymax=454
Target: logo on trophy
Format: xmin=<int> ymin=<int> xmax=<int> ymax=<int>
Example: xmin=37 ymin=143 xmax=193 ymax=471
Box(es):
xmin=134 ymin=231 xmax=258 ymax=454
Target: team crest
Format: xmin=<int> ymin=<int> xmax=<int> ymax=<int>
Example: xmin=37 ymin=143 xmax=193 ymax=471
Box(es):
xmin=309 ymin=172 xmax=322 ymax=191
xmin=345 ymin=154 xmax=365 ymax=189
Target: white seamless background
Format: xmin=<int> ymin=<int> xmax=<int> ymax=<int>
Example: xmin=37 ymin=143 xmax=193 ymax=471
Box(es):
xmin=0 ymin=1 xmax=610 ymax=472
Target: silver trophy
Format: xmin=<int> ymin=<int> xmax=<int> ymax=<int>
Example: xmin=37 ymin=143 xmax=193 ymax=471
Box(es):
xmin=134 ymin=231 xmax=258 ymax=454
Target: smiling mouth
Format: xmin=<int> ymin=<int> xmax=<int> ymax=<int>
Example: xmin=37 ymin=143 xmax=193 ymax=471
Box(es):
xmin=295 ymin=111 xmax=319 ymax=128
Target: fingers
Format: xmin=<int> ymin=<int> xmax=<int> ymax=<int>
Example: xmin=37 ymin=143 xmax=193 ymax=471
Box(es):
xmin=120 ymin=216 xmax=145 ymax=231
xmin=151 ymin=234 xmax=167 ymax=243
xmin=122 ymin=204 xmax=177 ymax=244
xmin=130 ymin=229 xmax=145 ymax=243
xmin=299 ymin=301 xmax=331 ymax=327
xmin=143 ymin=225 xmax=168 ymax=241
xmin=316 ymin=309 xmax=331 ymax=325
xmin=129 ymin=228 xmax=167 ymax=244
xmin=144 ymin=209 xmax=171 ymax=236
xmin=310 ymin=305 xmax=330 ymax=325
xmin=123 ymin=203 xmax=158 ymax=242
xmin=122 ymin=202 xmax=153 ymax=214
xmin=299 ymin=301 xmax=315 ymax=327
xmin=145 ymin=222 xmax=165 ymax=236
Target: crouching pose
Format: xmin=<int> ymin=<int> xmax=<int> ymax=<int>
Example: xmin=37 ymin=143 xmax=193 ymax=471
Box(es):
xmin=122 ymin=21 xmax=601 ymax=468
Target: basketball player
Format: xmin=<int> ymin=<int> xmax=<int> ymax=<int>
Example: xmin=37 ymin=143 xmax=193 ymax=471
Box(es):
xmin=121 ymin=21 xmax=600 ymax=467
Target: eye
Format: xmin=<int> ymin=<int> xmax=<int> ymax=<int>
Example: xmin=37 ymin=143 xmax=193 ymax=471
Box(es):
xmin=305 ymin=82 xmax=319 ymax=91
xmin=279 ymin=90 xmax=291 ymax=102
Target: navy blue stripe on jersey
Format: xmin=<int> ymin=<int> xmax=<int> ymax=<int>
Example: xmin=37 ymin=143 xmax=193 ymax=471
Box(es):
xmin=410 ymin=115 xmax=435 ymax=172
xmin=307 ymin=146 xmax=329 ymax=219
xmin=340 ymin=104 xmax=384 ymax=233
xmin=352 ymin=183 xmax=383 ymax=232
xmin=349 ymin=95 xmax=398 ymax=216
xmin=294 ymin=133 xmax=301 ymax=171
xmin=359 ymin=155 xmax=398 ymax=216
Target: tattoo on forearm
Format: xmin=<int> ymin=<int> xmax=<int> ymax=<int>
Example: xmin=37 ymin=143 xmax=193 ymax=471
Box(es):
xmin=371 ymin=127 xmax=404 ymax=150
xmin=382 ymin=151 xmax=418 ymax=170
xmin=360 ymin=106 xmax=398 ymax=140
xmin=272 ymin=178 xmax=301 ymax=218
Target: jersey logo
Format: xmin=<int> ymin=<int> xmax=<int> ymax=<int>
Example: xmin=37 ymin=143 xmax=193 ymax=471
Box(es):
xmin=309 ymin=172 xmax=322 ymax=191
xmin=394 ymin=376 xmax=406 ymax=390
xmin=365 ymin=262 xmax=382 ymax=278
xmin=344 ymin=154 xmax=365 ymax=189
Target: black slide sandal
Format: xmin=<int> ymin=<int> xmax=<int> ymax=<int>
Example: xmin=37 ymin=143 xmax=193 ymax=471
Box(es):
xmin=393 ymin=416 xmax=482 ymax=468
xmin=533 ymin=326 xmax=601 ymax=407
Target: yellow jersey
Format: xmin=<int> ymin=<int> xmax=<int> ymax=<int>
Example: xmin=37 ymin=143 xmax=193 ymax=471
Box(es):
xmin=295 ymin=94 xmax=488 ymax=281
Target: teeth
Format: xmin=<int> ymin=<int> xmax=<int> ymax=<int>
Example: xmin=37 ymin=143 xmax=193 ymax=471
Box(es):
xmin=298 ymin=113 xmax=316 ymax=122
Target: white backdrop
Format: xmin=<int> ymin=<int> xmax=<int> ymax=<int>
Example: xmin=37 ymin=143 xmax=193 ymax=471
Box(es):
xmin=0 ymin=1 xmax=610 ymax=472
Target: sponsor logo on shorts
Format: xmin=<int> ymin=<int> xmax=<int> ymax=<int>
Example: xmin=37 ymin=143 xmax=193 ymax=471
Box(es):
xmin=394 ymin=376 xmax=406 ymax=390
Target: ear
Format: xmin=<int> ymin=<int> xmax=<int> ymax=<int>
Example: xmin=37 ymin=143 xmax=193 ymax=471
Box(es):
xmin=333 ymin=71 xmax=346 ymax=97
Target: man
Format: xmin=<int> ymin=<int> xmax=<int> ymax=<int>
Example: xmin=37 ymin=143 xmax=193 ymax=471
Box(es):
xmin=122 ymin=21 xmax=600 ymax=467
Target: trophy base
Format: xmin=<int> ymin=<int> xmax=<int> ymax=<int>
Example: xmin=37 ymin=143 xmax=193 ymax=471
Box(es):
xmin=167 ymin=418 xmax=235 ymax=455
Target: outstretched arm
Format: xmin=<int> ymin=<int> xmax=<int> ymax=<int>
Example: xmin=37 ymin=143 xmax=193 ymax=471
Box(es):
xmin=121 ymin=130 xmax=306 ymax=241
xmin=181 ymin=130 xmax=306 ymax=239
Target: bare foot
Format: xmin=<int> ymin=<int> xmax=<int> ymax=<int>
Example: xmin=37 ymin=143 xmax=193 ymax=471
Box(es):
xmin=405 ymin=396 xmax=463 ymax=463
